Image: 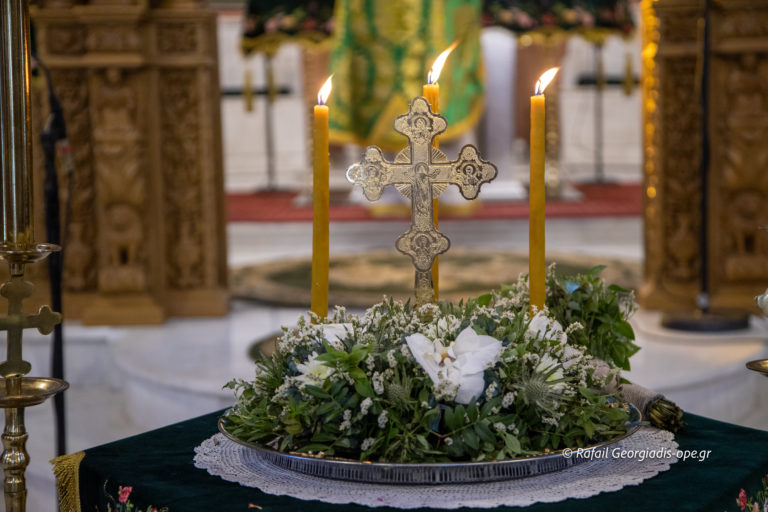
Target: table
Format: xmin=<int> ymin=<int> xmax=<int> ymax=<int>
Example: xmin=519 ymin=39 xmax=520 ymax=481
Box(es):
xmin=54 ymin=411 xmax=768 ymax=511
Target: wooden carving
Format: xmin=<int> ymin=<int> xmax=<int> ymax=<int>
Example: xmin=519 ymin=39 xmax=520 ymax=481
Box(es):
xmin=641 ymin=0 xmax=768 ymax=312
xmin=30 ymin=3 xmax=228 ymax=324
xmin=50 ymin=69 xmax=98 ymax=293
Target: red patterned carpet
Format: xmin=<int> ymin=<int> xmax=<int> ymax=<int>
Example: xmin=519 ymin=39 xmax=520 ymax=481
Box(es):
xmin=227 ymin=183 xmax=642 ymax=222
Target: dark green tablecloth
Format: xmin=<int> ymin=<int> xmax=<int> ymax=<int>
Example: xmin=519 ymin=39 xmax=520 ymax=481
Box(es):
xmin=57 ymin=411 xmax=768 ymax=511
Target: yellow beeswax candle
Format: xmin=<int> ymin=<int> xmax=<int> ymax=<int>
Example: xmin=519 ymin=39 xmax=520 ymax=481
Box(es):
xmin=423 ymin=41 xmax=456 ymax=301
xmin=423 ymin=82 xmax=440 ymax=300
xmin=311 ymin=76 xmax=332 ymax=319
xmin=529 ymin=67 xmax=559 ymax=313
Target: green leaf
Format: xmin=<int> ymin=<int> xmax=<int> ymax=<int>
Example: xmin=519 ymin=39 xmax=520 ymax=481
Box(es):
xmin=284 ymin=419 xmax=302 ymax=435
xmin=316 ymin=401 xmax=337 ymax=415
xmin=583 ymin=420 xmax=595 ymax=438
xmin=336 ymin=437 xmax=353 ymax=448
xmin=304 ymin=385 xmax=330 ymax=399
xmin=354 ymin=379 xmax=374 ymax=398
xmin=312 ymin=431 xmax=338 ymax=443
xmin=348 ymin=367 xmax=367 ymax=380
xmin=503 ymin=433 xmax=521 ymax=455
xmin=615 ymin=321 xmax=635 ymax=340
xmin=475 ymin=422 xmax=496 ymax=444
xmin=467 ymin=401 xmax=479 ymax=422
xmin=298 ymin=443 xmax=329 ymax=452
xmin=476 ymin=293 xmax=492 ymax=307
xmin=462 ymin=428 xmax=480 ymax=451
xmin=587 ymin=265 xmax=607 ymax=276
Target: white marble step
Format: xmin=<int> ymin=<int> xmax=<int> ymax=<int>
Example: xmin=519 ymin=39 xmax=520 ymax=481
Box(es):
xmin=627 ymin=309 xmax=768 ymax=427
xmin=111 ymin=303 xmax=306 ymax=430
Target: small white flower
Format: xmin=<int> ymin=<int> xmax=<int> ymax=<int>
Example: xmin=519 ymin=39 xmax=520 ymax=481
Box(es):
xmin=444 ymin=437 xmax=453 ymax=446
xmin=339 ymin=409 xmax=352 ymax=431
xmin=485 ymin=381 xmax=498 ymax=400
xmin=295 ymin=352 xmax=333 ymax=386
xmin=372 ymin=372 xmax=385 ymax=395
xmin=561 ymin=344 xmax=584 ymax=369
xmin=378 ymin=410 xmax=389 ymax=428
xmin=502 ymin=391 xmax=516 ymax=408
xmin=360 ymin=397 xmax=373 ymax=415
xmin=387 ymin=350 xmax=397 ymax=368
xmin=565 ymin=321 xmax=584 ymax=334
xmin=365 ymin=353 xmax=375 ymax=372
xmin=361 ymin=437 xmax=376 ymax=451
xmin=542 ymin=416 xmax=559 ymax=426
xmin=405 ymin=326 xmax=502 ymax=404
xmin=493 ymin=422 xmax=506 ymax=433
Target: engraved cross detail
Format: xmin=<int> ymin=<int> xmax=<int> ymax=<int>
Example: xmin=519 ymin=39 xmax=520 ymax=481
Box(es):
xmin=346 ymin=97 xmax=497 ymax=304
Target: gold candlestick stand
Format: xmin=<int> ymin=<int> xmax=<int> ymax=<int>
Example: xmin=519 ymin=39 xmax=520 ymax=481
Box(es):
xmin=0 ymin=0 xmax=69 ymax=510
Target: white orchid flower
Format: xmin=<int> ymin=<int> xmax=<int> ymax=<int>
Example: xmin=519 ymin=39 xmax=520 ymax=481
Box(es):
xmin=406 ymin=326 xmax=502 ymax=404
xmin=526 ymin=312 xmax=567 ymax=344
xmin=321 ymin=323 xmax=353 ymax=349
xmin=295 ymin=351 xmax=333 ymax=386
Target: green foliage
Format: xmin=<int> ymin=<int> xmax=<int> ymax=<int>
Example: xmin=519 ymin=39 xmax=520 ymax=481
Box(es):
xmin=493 ymin=265 xmax=640 ymax=370
xmin=546 ymin=266 xmax=640 ymax=370
xmin=222 ymin=268 xmax=638 ymax=463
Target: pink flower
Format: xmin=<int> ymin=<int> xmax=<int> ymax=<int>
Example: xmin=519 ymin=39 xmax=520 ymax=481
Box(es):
xmin=738 ymin=489 xmax=747 ymax=510
xmin=118 ymin=486 xmax=132 ymax=504
xmin=752 ymin=502 xmax=759 ymax=512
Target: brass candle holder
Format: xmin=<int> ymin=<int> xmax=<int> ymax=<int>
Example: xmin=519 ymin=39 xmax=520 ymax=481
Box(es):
xmin=0 ymin=0 xmax=68 ymax=510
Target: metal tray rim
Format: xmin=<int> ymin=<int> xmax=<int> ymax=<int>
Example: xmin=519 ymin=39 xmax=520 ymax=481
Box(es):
xmin=217 ymin=403 xmax=641 ymax=483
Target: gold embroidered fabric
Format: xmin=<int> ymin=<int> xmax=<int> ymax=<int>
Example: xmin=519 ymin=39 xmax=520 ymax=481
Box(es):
xmin=51 ymin=451 xmax=85 ymax=512
xmin=327 ymin=0 xmax=485 ymax=151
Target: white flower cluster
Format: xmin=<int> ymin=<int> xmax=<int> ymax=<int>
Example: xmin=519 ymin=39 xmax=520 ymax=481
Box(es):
xmin=339 ymin=409 xmax=352 ymax=431
xmin=360 ymin=397 xmax=373 ymax=416
xmin=502 ymin=391 xmax=516 ymax=408
xmin=372 ymin=369 xmax=393 ymax=395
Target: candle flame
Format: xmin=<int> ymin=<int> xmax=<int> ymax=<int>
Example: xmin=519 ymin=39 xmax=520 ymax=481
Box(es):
xmin=428 ymin=41 xmax=459 ymax=84
xmin=535 ymin=67 xmax=559 ymax=95
xmin=317 ymin=75 xmax=333 ymax=105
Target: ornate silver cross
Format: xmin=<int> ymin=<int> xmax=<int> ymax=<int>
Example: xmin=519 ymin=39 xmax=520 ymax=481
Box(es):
xmin=346 ymin=97 xmax=497 ymax=304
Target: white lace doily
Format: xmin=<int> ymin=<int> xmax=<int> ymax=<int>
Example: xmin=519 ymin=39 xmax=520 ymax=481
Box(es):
xmin=193 ymin=427 xmax=678 ymax=509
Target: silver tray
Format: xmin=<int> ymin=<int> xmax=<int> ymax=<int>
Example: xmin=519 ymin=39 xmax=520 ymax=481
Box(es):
xmin=218 ymin=404 xmax=641 ymax=485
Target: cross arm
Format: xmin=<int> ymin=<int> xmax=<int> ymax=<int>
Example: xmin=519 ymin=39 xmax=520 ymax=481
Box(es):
xmin=346 ymin=146 xmax=411 ymax=201
xmin=447 ymin=145 xmax=498 ymax=199
xmin=0 ymin=306 xmax=61 ymax=335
